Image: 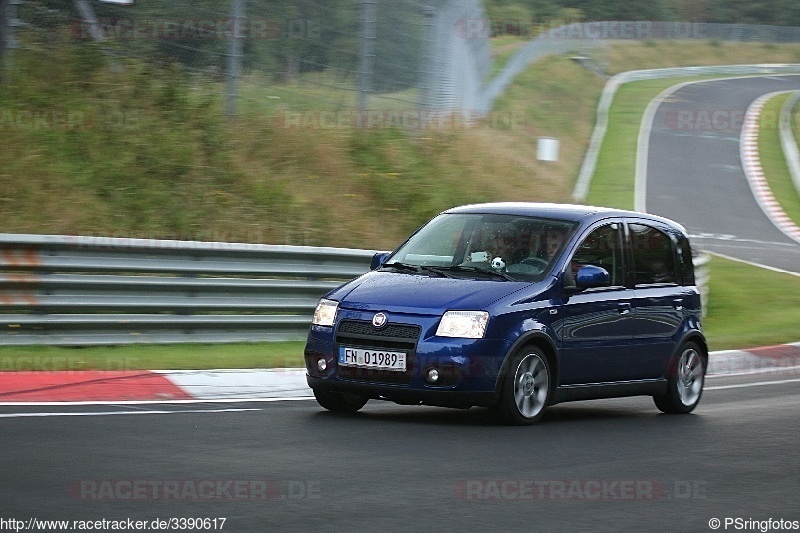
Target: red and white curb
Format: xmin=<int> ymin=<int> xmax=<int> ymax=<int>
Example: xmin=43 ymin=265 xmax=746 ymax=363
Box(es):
xmin=740 ymin=92 xmax=800 ymax=245
xmin=0 ymin=368 xmax=310 ymax=403
xmin=156 ymin=368 xmax=311 ymax=400
xmin=707 ymin=342 xmax=800 ymax=377
xmin=0 ymin=344 xmax=798 ymax=403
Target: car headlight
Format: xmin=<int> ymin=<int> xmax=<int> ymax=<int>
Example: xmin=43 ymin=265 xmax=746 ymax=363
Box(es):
xmin=312 ymin=299 xmax=339 ymax=327
xmin=436 ymin=311 xmax=489 ymax=339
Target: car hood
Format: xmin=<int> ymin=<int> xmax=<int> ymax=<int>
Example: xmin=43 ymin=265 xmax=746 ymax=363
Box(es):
xmin=329 ymin=271 xmax=531 ymax=315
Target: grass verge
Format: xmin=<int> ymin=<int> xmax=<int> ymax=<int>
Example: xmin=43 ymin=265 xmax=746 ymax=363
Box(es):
xmin=0 ymin=342 xmax=306 ymax=371
xmin=588 ymin=78 xmax=678 ymax=209
xmin=704 ymin=256 xmax=800 ymax=350
xmin=758 ymin=93 xmax=800 ymax=226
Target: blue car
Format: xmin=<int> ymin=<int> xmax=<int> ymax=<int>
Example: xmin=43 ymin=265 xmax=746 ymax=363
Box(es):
xmin=304 ymin=203 xmax=707 ymax=425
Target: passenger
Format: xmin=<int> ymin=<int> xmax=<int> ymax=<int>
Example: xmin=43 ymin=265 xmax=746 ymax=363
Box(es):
xmin=543 ymin=231 xmax=564 ymax=260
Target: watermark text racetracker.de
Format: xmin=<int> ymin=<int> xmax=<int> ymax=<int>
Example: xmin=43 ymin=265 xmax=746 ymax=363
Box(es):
xmin=278 ymin=109 xmax=519 ymax=130
xmin=663 ymin=108 xmax=800 ymax=132
xmin=0 ymin=355 xmax=139 ymax=372
xmin=68 ymin=479 xmax=321 ymax=502
xmin=454 ymin=19 xmax=710 ymax=40
xmin=708 ymin=518 xmax=800 ymax=531
xmin=454 ymin=478 xmax=707 ymax=501
xmin=71 ymin=17 xmax=319 ymax=41
xmin=0 ymin=108 xmax=138 ymax=131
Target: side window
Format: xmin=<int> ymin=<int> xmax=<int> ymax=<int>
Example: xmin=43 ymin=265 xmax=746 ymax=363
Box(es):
xmin=629 ymin=224 xmax=677 ymax=286
xmin=570 ymin=224 xmax=624 ymax=286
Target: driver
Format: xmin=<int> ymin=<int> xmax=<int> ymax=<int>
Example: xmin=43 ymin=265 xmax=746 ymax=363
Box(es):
xmin=516 ymin=230 xmax=563 ymax=268
xmin=543 ymin=230 xmax=563 ymax=260
xmin=490 ymin=227 xmax=515 ymax=263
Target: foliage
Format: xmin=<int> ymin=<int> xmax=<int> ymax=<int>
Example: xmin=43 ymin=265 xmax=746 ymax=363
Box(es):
xmin=20 ymin=0 xmax=422 ymax=93
xmin=0 ymin=40 xmax=290 ymax=243
xmin=484 ymin=0 xmax=800 ymax=25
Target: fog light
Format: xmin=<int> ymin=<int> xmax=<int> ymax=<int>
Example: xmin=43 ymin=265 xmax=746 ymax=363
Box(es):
xmin=317 ymin=358 xmax=327 ymax=372
xmin=427 ymin=368 xmax=439 ymax=383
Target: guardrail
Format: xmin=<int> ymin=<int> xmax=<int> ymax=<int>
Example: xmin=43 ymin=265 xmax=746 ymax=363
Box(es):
xmin=0 ymin=234 xmax=376 ymax=345
xmin=694 ymin=252 xmax=710 ymax=319
xmin=481 ymin=23 xmax=800 ymax=115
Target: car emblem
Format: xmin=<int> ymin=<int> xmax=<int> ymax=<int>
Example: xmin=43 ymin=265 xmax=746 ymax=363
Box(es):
xmin=372 ymin=312 xmax=388 ymax=328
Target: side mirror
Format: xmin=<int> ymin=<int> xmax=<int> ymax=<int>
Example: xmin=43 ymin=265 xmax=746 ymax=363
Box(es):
xmin=575 ymin=265 xmax=610 ymax=289
xmin=370 ymin=252 xmax=391 ymax=271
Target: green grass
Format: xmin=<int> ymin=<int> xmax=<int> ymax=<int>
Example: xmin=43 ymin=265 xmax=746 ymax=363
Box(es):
xmin=758 ymin=93 xmax=800 ymax=226
xmin=704 ymin=256 xmax=800 ymax=350
xmin=587 ymin=79 xmax=670 ymax=209
xmin=0 ymin=342 xmax=306 ymax=371
xmin=794 ymin=98 xmax=800 ymax=145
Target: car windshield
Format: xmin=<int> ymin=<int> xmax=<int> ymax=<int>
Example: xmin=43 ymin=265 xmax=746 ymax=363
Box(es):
xmin=384 ymin=213 xmax=579 ymax=282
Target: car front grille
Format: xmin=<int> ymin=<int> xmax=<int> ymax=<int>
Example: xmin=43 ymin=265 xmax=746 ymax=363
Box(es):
xmin=335 ymin=319 xmax=421 ymax=385
xmin=335 ymin=319 xmax=420 ymax=351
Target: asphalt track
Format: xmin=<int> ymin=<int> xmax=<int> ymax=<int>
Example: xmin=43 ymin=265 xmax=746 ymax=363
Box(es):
xmin=642 ymin=75 xmax=800 ymax=274
xmin=1 ymin=370 xmax=799 ymax=532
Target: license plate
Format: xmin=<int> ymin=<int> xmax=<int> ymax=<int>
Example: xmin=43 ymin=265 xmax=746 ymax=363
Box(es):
xmin=338 ymin=347 xmax=407 ymax=371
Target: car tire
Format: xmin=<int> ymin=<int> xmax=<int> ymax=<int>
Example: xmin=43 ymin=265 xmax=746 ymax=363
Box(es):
xmin=491 ymin=346 xmax=551 ymax=425
xmin=313 ymin=388 xmax=369 ymax=413
xmin=653 ymin=341 xmax=706 ymax=414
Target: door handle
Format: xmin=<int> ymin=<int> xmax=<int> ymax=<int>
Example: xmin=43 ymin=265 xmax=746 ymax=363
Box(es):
xmin=617 ymin=303 xmax=631 ymax=315
xmin=673 ymin=298 xmax=684 ymax=310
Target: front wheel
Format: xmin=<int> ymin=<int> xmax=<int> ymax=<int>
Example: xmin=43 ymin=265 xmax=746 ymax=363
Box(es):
xmin=491 ymin=347 xmax=551 ymax=425
xmin=653 ymin=342 xmax=706 ymax=414
xmin=313 ymin=388 xmax=368 ymax=413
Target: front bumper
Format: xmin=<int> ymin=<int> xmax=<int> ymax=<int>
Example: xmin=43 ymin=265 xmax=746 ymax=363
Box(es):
xmin=306 ymin=375 xmax=499 ymax=408
xmin=304 ymin=309 xmax=511 ymax=407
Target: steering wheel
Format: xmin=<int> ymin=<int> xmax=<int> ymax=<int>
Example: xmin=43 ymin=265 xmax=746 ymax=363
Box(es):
xmin=521 ymin=256 xmax=549 ymax=269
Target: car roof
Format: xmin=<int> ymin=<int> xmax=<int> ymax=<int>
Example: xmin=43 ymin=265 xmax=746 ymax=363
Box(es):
xmin=443 ymin=202 xmax=686 ymax=231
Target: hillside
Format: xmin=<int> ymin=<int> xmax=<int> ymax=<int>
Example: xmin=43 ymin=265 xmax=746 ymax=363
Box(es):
xmin=2 ymin=39 xmax=800 ymax=250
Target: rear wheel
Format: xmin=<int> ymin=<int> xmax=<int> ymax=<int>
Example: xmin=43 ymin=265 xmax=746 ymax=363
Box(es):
xmin=491 ymin=347 xmax=551 ymax=425
xmin=654 ymin=341 xmax=706 ymax=414
xmin=313 ymin=388 xmax=368 ymax=413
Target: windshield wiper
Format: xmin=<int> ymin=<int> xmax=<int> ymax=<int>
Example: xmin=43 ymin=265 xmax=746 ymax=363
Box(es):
xmin=382 ymin=261 xmax=420 ymax=273
xmin=445 ymin=265 xmax=517 ymax=282
xmin=382 ymin=262 xmax=452 ymax=278
xmin=420 ymin=266 xmax=453 ymax=278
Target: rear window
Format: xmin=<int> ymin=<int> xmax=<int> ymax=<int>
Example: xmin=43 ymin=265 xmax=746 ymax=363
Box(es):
xmin=629 ymin=224 xmax=677 ymax=286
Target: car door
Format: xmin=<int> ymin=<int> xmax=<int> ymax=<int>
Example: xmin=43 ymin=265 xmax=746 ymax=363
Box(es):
xmin=627 ymin=222 xmax=685 ymax=380
xmin=559 ymin=222 xmax=635 ymax=384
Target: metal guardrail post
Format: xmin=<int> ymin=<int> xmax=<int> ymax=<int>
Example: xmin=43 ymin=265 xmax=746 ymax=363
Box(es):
xmin=693 ymin=252 xmax=710 ymax=319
